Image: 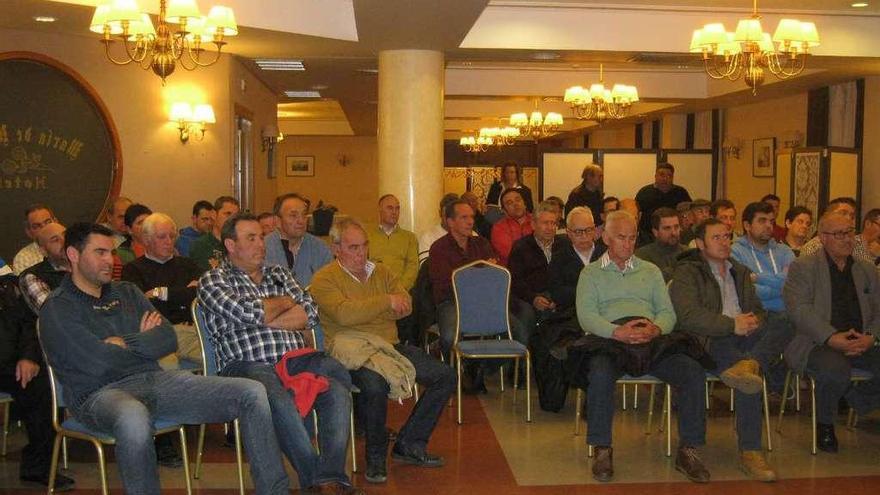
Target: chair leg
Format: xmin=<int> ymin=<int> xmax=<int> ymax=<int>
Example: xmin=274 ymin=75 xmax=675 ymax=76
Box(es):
xmin=574 ymin=389 xmax=583 ymax=436
xmin=587 ymin=443 xmax=594 ymax=459
xmin=665 ymin=384 xmax=672 ymax=457
xmin=499 ymin=363 xmax=505 ymax=392
xmin=348 ymin=404 xmax=358 ymax=474
xmin=795 ymin=375 xmax=801 ymax=412
xmin=194 ymin=424 xmax=206 ymax=479
xmin=646 ymin=384 xmax=657 ymax=434
xmin=525 ymin=354 xmax=532 ymax=423
xmin=456 ymin=354 xmax=463 ymax=425
xmin=622 ymin=383 xmax=627 ymax=410
xmin=62 ymin=437 xmax=68 ymax=470
xmin=234 ymin=420 xmax=245 ymax=495
xmin=810 ymin=378 xmax=817 ymax=455
xmin=633 ymin=384 xmax=639 ymax=410
xmin=179 ymin=428 xmax=193 ymax=495
xmin=729 ymin=387 xmax=735 ymax=412
xmin=512 ymin=358 xmax=519 ymax=405
xmin=776 ymin=370 xmax=792 ymax=433
xmin=762 ymin=376 xmax=772 ymax=452
xmin=413 ymin=384 xmax=420 ymax=402
xmin=705 ymin=381 xmax=710 ymax=410
xmin=48 ymin=434 xmax=62 ymax=494
xmin=312 ymin=411 xmax=320 ymax=455
xmin=94 ymin=441 xmax=110 ymax=495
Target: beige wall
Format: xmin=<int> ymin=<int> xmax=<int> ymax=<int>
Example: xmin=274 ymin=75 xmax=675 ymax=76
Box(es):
xmin=723 ymin=92 xmax=808 ymax=212
xmin=0 ymin=27 xmax=277 ymax=228
xmin=863 ymin=76 xmax=880 ymax=212
xmin=273 ymin=136 xmax=379 ymax=221
xmin=588 ymin=125 xmax=635 ymax=149
xmin=661 ymin=113 xmax=687 ymax=149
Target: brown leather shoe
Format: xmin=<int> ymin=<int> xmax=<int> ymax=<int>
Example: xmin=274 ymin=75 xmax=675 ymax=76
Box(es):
xmin=719 ymin=359 xmax=763 ymax=394
xmin=591 ymin=446 xmax=614 ymax=482
xmin=739 ymin=450 xmax=777 ymax=482
xmin=675 ymin=446 xmax=710 ymax=483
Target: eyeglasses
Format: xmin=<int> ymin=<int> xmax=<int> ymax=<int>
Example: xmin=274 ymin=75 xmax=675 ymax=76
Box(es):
xmin=568 ymin=227 xmax=595 ymax=237
xmin=821 ymin=229 xmax=855 ymax=240
xmin=709 ymin=233 xmax=732 ymax=242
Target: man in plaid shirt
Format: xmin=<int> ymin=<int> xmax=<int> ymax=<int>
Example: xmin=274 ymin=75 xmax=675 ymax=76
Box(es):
xmin=198 ymin=212 xmax=363 ymax=495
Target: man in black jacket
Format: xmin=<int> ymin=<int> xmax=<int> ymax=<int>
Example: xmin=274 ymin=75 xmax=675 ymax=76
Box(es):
xmin=564 ymin=163 xmax=604 ymax=221
xmin=0 ymin=273 xmax=74 ymax=490
xmin=670 ymin=218 xmax=791 ymax=481
xmin=547 ymin=207 xmax=605 ymax=313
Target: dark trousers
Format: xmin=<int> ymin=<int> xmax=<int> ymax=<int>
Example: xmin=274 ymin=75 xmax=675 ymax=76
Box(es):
xmin=806 ymin=344 xmax=880 ymax=424
xmin=350 ymin=344 xmax=455 ymax=464
xmin=0 ymin=370 xmax=54 ymax=478
xmin=707 ymin=312 xmax=793 ymax=450
xmin=586 ymin=353 xmax=706 ymax=448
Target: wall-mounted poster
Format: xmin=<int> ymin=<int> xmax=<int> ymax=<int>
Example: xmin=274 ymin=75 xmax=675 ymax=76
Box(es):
xmin=753 ymin=137 xmax=776 ymax=177
xmin=285 ymin=155 xmax=315 ymax=177
xmin=793 ymin=151 xmax=821 ymax=216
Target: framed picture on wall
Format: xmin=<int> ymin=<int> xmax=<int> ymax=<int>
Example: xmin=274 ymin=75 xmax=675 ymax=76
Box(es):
xmin=752 ymin=137 xmax=776 ymax=177
xmin=285 ymin=156 xmax=315 ymax=177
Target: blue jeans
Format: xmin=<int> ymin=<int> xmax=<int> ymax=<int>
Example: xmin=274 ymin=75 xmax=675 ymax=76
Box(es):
xmin=707 ymin=312 xmax=793 ymax=450
xmin=350 ymin=344 xmax=455 ymax=463
xmin=586 ymin=353 xmax=706 ymax=448
xmin=74 ymin=370 xmax=289 ymax=495
xmin=221 ymin=352 xmax=352 ymax=488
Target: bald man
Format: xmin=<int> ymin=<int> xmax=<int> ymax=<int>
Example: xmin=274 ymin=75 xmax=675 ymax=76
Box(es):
xmin=19 ymin=223 xmax=69 ymax=314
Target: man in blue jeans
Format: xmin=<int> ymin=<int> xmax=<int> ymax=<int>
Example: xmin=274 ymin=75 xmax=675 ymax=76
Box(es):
xmin=198 ymin=212 xmax=363 ymax=495
xmin=311 ymin=218 xmax=455 ymax=484
xmin=39 ymin=223 xmax=290 ymax=495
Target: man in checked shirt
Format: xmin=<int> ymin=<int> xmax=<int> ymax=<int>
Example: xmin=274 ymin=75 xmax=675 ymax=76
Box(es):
xmin=198 ymin=212 xmax=363 ymax=495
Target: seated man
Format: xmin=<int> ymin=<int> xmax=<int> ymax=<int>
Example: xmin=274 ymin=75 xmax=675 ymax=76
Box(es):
xmin=618 ymin=198 xmax=650 ymax=248
xmin=635 ymin=207 xmax=686 ymax=282
xmin=198 ymin=213 xmax=362 ymax=494
xmin=103 ymin=196 xmax=133 ymax=249
xmin=547 ymin=207 xmax=605 ymax=314
xmin=671 ymin=218 xmax=792 ymax=481
xmin=122 ymin=213 xmax=202 ymax=367
xmin=264 ymin=193 xmax=333 ymax=287
xmin=13 ymin=204 xmax=57 ymax=275
xmin=176 ymin=200 xmax=215 ymax=257
xmin=577 ymin=211 xmax=709 ymax=483
xmin=681 ymin=199 xmax=711 ymax=245
xmin=19 ymin=223 xmax=69 ymax=314
xmin=190 ymin=196 xmax=240 ymax=272
xmin=783 ymin=211 xmax=880 ymax=453
xmin=311 ymin=218 xmax=455 ymax=484
xmin=116 ymin=203 xmax=152 ymax=265
xmin=1 ymin=272 xmax=74 ymax=490
xmin=418 ymin=193 xmax=459 ymax=261
xmin=490 ymin=188 xmax=533 ymax=266
xmin=258 ymin=212 xmax=278 ymax=236
xmin=40 ymin=223 xmax=291 ymax=494
xmin=508 ymin=201 xmax=562 ymax=340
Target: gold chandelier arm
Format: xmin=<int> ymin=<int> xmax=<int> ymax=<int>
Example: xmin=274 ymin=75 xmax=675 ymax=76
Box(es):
xmin=766 ymin=52 xmax=806 ymax=78
xmin=101 ymin=39 xmax=140 ymax=65
xmin=182 ymin=43 xmax=225 ymax=68
xmin=119 ymin=36 xmax=151 ymax=64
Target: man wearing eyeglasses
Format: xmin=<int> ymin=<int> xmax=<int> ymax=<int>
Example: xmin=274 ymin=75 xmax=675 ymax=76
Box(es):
xmin=783 ymin=210 xmax=880 ymax=453
xmin=671 ymin=217 xmax=790 ymax=481
xmin=547 ymin=207 xmax=605 ymax=314
xmin=798 ymin=197 xmax=877 ymax=266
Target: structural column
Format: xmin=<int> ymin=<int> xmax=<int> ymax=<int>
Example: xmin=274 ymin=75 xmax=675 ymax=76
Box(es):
xmin=378 ymin=49 xmax=445 ymax=235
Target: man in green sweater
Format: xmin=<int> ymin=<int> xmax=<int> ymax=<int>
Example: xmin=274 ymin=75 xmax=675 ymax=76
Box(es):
xmin=576 ymin=210 xmax=709 ymax=484
xmin=635 ymin=207 xmax=687 ymax=282
xmin=311 ymin=218 xmax=455 ymax=485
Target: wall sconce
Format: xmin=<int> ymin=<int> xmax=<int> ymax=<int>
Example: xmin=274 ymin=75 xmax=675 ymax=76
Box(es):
xmin=169 ymin=102 xmax=215 ymax=143
xmin=721 ymin=137 xmax=742 ymax=159
xmin=261 ymin=124 xmax=284 ymax=152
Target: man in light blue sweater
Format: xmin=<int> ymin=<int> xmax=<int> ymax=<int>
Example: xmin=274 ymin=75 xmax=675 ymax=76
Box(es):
xmin=731 ymin=202 xmax=796 ymax=314
xmin=263 ymin=193 xmax=333 ymax=287
xmin=576 ymin=211 xmax=709 ymax=484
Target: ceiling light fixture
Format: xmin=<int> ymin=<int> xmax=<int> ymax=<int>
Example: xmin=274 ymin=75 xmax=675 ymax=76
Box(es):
xmin=509 ymin=100 xmax=563 ymax=139
xmin=255 ymin=59 xmax=305 ymax=71
xmin=284 ymin=90 xmax=321 ymax=98
xmin=90 ymin=0 xmax=237 ymax=85
xmin=852 ymin=2 xmax=869 ymax=7
xmin=563 ymin=64 xmax=639 ymax=122
xmin=33 ymin=16 xmax=57 ymax=23
xmin=479 ymin=126 xmax=520 ymax=146
xmin=459 ymin=135 xmax=494 ymax=153
xmin=689 ymin=0 xmax=819 ymax=95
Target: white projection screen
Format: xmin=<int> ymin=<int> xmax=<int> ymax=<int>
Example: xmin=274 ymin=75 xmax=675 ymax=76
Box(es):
xmin=601 ymin=152 xmax=658 ymax=199
xmin=542 ymin=152 xmax=594 ymax=201
xmin=664 ymin=152 xmax=714 ymax=201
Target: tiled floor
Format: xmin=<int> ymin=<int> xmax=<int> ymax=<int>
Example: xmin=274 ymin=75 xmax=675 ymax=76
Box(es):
xmin=2 ymin=381 xmax=879 ymax=493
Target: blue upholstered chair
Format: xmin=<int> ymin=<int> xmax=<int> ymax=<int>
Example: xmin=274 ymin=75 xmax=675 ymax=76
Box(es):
xmin=451 ymin=260 xmax=531 ymax=424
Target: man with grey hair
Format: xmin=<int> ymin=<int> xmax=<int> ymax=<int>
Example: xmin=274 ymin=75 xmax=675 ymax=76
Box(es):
xmin=577 ymin=210 xmax=709 ymax=483
xmin=548 ymin=207 xmax=606 ymax=314
xmin=264 ymin=193 xmax=333 ymax=287
xmin=783 ymin=210 xmax=880 ymax=453
xmin=565 ymin=163 xmax=604 ymax=222
xmin=312 ymin=217 xmax=454 ymax=483
xmin=419 ymin=193 xmax=461 ymax=261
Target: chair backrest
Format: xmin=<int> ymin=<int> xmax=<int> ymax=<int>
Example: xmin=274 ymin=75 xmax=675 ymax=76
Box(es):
xmin=35 ymin=322 xmax=65 ymax=431
xmin=452 ymin=260 xmax=511 ymax=342
xmin=191 ymin=300 xmax=220 ymax=376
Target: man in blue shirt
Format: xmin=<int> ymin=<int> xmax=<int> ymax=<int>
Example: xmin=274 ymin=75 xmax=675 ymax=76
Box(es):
xmin=264 ymin=193 xmax=333 ymax=287
xmin=175 ymin=200 xmax=215 ymax=257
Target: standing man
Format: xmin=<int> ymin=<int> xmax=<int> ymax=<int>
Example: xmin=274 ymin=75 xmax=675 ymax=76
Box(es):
xmin=634 ymin=163 xmax=692 ymax=242
xmin=176 ymin=200 xmax=215 ymax=257
xmin=40 ymin=223 xmax=292 ymax=495
xmin=264 ymin=193 xmax=333 ymax=287
xmin=190 ymin=196 xmax=241 ymax=272
xmin=311 ymin=218 xmax=454 ymax=484
xmin=671 ymin=218 xmax=791 ymax=481
xmin=576 ymin=211 xmax=709 ymax=484
xmin=783 ymin=211 xmax=880 ymax=453
xmin=13 ymin=204 xmax=57 ymax=275
xmin=635 ymin=207 xmax=687 ymax=282
xmin=198 ymin=213 xmax=362 ymax=494
xmin=491 ymin=188 xmax=533 ymax=266
xmin=565 ymin=163 xmax=604 ymax=221
xmin=19 ymin=223 xmax=69 ymax=314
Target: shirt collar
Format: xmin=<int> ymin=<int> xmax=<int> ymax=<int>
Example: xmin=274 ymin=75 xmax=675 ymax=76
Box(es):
xmin=145 ymin=253 xmax=173 ymax=264
xmin=600 ymin=251 xmax=635 ymax=272
xmin=338 ymin=259 xmax=376 ymax=283
xmin=379 ymin=223 xmax=397 ymax=236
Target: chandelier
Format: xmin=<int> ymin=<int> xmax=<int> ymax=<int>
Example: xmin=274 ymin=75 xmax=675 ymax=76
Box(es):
xmin=689 ymin=0 xmax=819 ymax=94
xmin=563 ymin=64 xmax=639 ymax=121
xmin=479 ymin=126 xmax=520 ymax=146
xmin=509 ymin=102 xmax=563 ymax=139
xmin=459 ymin=135 xmax=494 ymax=153
xmin=89 ymin=0 xmax=238 ymax=84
